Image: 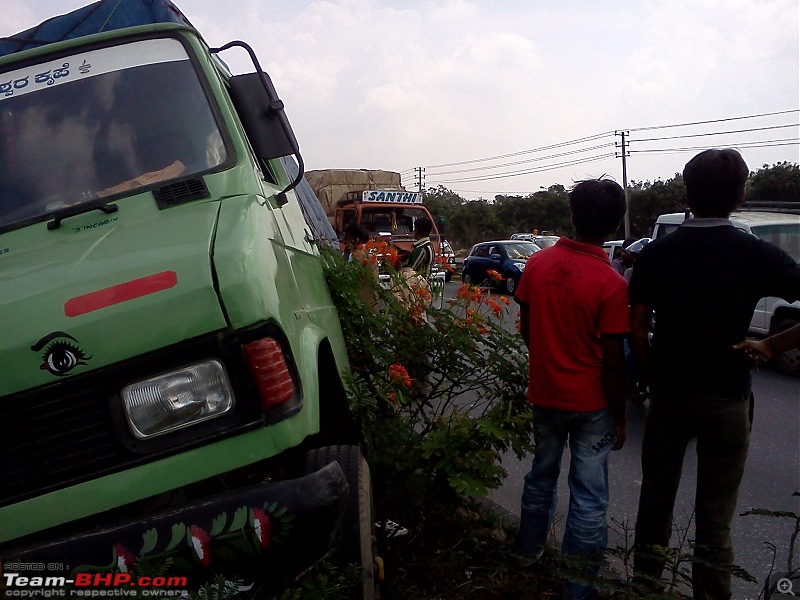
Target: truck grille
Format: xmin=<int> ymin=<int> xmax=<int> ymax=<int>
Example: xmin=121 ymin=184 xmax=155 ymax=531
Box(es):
xmin=0 ymin=331 xmax=264 ymax=508
xmin=0 ymin=384 xmax=123 ymax=507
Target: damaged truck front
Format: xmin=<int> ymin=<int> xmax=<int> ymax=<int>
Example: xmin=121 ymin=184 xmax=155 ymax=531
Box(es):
xmin=0 ymin=0 xmax=375 ymax=594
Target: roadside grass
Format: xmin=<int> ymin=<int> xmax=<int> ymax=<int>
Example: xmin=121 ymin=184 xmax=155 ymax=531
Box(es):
xmin=378 ymin=498 xmax=562 ymax=600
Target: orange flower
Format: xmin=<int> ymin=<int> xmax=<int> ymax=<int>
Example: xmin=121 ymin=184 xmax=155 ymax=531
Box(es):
xmin=499 ymin=295 xmax=510 ymax=305
xmin=456 ymin=284 xmax=473 ymax=300
xmin=388 ymin=392 xmax=398 ymax=406
xmin=487 ymin=269 xmax=504 ymax=282
xmin=389 ymin=363 xmax=413 ymax=388
xmin=485 ymin=297 xmax=503 ymax=319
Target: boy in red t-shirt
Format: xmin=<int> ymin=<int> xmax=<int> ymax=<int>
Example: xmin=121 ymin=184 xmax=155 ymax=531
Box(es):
xmin=515 ymin=179 xmax=628 ymax=600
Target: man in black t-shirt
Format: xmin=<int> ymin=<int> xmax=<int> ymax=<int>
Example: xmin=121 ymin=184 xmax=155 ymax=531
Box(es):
xmin=629 ymin=149 xmax=800 ymax=600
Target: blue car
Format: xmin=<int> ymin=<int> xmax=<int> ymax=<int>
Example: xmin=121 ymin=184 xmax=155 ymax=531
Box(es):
xmin=461 ymin=240 xmax=540 ymax=294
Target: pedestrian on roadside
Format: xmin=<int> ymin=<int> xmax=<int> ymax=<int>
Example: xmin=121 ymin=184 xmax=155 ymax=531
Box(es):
xmin=629 ymin=148 xmax=800 ymax=600
xmin=610 ymin=238 xmax=637 ymax=276
xmin=342 ymin=222 xmax=369 ymax=262
xmin=515 ymin=178 xmax=629 ymax=600
xmin=404 ymin=216 xmax=435 ymax=278
xmin=733 ymin=322 xmax=800 ymax=366
xmin=621 ymin=237 xmax=650 ymax=284
xmin=619 ymin=237 xmax=652 ymax=404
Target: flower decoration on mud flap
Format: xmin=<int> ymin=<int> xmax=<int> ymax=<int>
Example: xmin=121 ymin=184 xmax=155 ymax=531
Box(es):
xmin=252 ymin=507 xmax=272 ymax=549
xmin=389 ymin=363 xmax=413 ymax=388
xmin=190 ymin=525 xmax=212 ymax=566
xmin=486 ymin=269 xmax=504 ymax=282
xmin=115 ymin=544 xmax=137 ymax=573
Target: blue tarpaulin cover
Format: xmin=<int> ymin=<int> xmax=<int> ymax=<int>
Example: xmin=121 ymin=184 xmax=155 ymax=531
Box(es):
xmin=281 ymin=157 xmax=340 ymax=249
xmin=0 ymin=0 xmax=192 ymax=58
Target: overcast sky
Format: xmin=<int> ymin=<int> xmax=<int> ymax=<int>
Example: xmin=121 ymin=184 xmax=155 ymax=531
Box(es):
xmin=3 ymin=1 xmax=798 ymax=199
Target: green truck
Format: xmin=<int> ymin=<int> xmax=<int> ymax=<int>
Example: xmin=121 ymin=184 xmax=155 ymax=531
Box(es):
xmin=0 ymin=0 xmax=375 ymax=594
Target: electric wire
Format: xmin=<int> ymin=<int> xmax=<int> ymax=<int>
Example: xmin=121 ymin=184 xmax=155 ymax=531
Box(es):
xmin=627 ymin=109 xmax=800 ymax=132
xmin=428 ymin=153 xmax=616 ymax=184
xmin=429 ymin=142 xmax=617 ymax=176
xmin=632 ymin=123 xmax=799 ymax=143
xmin=424 ymin=131 xmax=615 ymax=169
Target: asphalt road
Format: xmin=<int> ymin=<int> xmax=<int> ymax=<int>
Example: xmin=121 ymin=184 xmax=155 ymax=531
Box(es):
xmin=440 ymin=280 xmax=800 ymax=599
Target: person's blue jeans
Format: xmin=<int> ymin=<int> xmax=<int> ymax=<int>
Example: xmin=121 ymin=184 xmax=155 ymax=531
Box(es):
xmin=516 ymin=406 xmax=616 ymax=600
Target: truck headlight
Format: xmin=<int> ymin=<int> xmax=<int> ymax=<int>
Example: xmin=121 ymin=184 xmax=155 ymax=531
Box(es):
xmin=122 ymin=360 xmax=234 ymax=439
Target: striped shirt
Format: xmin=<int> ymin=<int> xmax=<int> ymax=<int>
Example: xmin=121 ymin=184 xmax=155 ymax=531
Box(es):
xmin=408 ymin=236 xmax=435 ymax=278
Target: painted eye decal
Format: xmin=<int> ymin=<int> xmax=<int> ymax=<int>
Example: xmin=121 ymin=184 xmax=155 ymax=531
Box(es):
xmin=31 ymin=332 xmax=91 ymax=377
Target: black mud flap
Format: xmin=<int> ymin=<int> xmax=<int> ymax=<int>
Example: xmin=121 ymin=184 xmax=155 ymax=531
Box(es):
xmin=2 ymin=462 xmax=348 ymax=586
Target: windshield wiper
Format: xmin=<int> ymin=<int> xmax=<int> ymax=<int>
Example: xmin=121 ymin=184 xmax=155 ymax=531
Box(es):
xmin=47 ymin=200 xmax=119 ymax=230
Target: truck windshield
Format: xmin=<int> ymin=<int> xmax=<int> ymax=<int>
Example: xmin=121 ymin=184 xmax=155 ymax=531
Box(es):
xmin=0 ymin=37 xmax=227 ymax=231
xmin=361 ymin=207 xmax=429 ymax=236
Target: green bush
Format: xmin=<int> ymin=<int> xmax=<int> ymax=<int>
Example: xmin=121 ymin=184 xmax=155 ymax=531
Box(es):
xmin=322 ymin=246 xmax=534 ymax=520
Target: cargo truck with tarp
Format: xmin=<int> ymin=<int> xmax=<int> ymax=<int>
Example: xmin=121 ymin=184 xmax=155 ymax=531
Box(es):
xmin=0 ymin=1 xmax=377 ymax=596
xmin=305 ymin=168 xmax=443 ymax=253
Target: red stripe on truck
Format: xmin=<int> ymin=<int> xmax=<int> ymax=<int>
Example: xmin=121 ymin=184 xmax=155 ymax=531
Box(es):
xmin=64 ymin=271 xmax=178 ymax=317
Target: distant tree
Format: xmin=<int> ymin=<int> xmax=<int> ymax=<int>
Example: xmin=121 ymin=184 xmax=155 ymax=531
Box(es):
xmin=626 ymin=176 xmax=686 ymax=238
xmin=423 ymin=185 xmax=466 ymax=243
xmin=493 ymin=195 xmax=533 ymax=237
xmin=527 ymin=185 xmax=572 ymax=236
xmin=745 ymin=162 xmax=800 ymax=204
xmin=448 ymin=199 xmax=503 ymax=249
xmin=489 ymin=185 xmax=572 ymax=239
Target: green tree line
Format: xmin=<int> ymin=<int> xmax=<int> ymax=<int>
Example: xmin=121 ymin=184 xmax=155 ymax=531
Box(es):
xmin=425 ymin=161 xmax=800 ymax=251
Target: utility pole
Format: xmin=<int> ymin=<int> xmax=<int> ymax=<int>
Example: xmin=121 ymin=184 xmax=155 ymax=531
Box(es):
xmin=415 ymin=166 xmax=425 ymax=195
xmin=616 ymin=130 xmax=631 ymax=238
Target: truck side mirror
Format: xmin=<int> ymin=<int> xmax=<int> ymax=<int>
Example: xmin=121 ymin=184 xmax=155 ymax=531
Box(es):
xmin=229 ymin=72 xmax=299 ymax=161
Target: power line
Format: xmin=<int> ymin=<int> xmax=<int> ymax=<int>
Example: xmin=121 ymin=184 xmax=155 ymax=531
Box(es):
xmin=428 ymin=153 xmax=616 ymax=184
xmin=632 ymin=123 xmax=799 ymax=143
xmin=628 ymin=109 xmax=800 ymax=132
xmin=425 ymin=131 xmax=614 ymax=170
xmin=429 ymin=142 xmax=617 ymax=177
xmin=630 ymin=138 xmax=800 ymax=155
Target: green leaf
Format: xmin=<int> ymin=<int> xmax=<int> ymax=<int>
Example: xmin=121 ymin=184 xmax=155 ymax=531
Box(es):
xmin=229 ymin=506 xmax=248 ymax=531
xmin=164 ymin=524 xmax=185 ymax=553
xmin=139 ymin=528 xmax=158 ymax=555
xmin=210 ymin=512 xmax=227 ymax=537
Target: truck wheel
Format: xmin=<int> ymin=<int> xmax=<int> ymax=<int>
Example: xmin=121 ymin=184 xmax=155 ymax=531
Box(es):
xmin=773 ymin=317 xmax=800 ymax=376
xmin=306 ymin=445 xmax=378 ymax=599
xmin=445 ymin=270 xmax=452 ymax=283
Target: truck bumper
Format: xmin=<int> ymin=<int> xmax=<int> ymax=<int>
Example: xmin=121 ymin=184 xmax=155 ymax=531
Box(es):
xmin=2 ymin=462 xmax=348 ymax=584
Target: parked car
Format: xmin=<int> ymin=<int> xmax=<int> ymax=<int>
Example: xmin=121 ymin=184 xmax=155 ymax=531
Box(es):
xmin=603 ymin=239 xmax=625 ymax=261
xmin=461 ymin=240 xmax=540 ymax=294
xmin=510 ymin=232 xmax=559 ymax=250
xmin=652 ymin=205 xmax=800 ymax=375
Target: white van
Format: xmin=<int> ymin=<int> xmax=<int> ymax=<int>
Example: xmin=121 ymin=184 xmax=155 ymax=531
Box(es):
xmin=651 ymin=206 xmax=800 ymax=375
